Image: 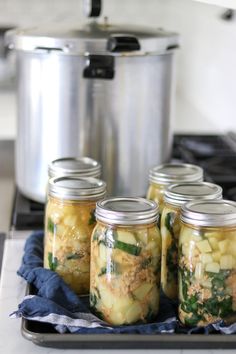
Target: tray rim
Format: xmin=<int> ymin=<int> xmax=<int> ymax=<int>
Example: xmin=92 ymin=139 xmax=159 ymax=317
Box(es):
xmin=20 ymin=283 xmax=236 ymax=349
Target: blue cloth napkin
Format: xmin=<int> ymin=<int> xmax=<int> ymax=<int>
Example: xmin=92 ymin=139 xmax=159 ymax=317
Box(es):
xmin=10 ymin=231 xmax=177 ymax=334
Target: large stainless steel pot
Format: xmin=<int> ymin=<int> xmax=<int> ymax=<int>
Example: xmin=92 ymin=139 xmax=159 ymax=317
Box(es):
xmin=6 ymin=19 xmax=178 ymax=203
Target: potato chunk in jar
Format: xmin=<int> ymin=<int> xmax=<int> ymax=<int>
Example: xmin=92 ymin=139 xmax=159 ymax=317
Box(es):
xmin=179 ymin=200 xmax=236 ymax=327
xmin=44 ymin=176 xmax=106 ymax=295
xmin=90 ymin=197 xmax=161 ymax=325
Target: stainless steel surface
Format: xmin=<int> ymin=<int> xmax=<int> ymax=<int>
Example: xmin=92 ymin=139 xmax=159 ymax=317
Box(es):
xmin=6 ymin=23 xmax=178 ymax=55
xmin=0 ymin=140 xmax=14 ymax=233
xmin=149 ymin=163 xmax=203 ymax=185
xmin=164 ymin=182 xmax=222 ymax=206
xmin=96 ymin=197 xmax=158 ymax=225
xmin=48 ymin=157 xmax=101 ymax=178
xmin=49 ymin=176 xmax=106 ymax=200
xmin=12 ymin=22 xmax=178 ymax=202
xmin=181 ymin=199 xmax=236 ymax=227
xmin=0 ymin=233 xmax=6 ymax=276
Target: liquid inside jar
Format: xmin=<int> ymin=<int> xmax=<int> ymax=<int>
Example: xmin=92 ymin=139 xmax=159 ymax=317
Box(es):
xmin=179 ymin=223 xmax=236 ymax=327
xmin=90 ymin=222 xmax=161 ymax=325
xmin=161 ymin=204 xmax=181 ymax=299
xmin=146 ymin=182 xmax=166 ymax=212
xmin=44 ymin=196 xmax=97 ymax=294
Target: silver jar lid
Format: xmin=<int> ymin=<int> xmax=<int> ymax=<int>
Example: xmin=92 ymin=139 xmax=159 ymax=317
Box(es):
xmin=149 ymin=163 xmax=203 ymax=185
xmin=48 ymin=157 xmax=101 ymax=178
xmin=96 ymin=197 xmax=159 ymax=225
xmin=48 ymin=176 xmax=106 ymax=201
xmin=181 ymin=200 xmax=236 ymax=227
xmin=164 ymin=182 xmax=222 ymax=207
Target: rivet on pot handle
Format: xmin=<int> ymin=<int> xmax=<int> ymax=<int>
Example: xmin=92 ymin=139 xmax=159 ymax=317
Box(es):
xmin=83 ymin=54 xmax=114 ymax=80
xmin=107 ymin=36 xmax=141 ymax=52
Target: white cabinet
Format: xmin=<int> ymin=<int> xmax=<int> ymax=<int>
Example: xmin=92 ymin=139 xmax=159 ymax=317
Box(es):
xmin=194 ymin=0 xmax=236 ymax=9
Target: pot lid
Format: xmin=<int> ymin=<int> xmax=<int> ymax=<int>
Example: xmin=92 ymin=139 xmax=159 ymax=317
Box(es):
xmin=5 ymin=22 xmax=179 ymax=55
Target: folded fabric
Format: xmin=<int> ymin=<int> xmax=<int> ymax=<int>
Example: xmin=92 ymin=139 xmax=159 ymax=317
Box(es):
xmin=11 ymin=231 xmax=236 ymax=335
xmin=10 ymin=231 xmax=177 ymax=334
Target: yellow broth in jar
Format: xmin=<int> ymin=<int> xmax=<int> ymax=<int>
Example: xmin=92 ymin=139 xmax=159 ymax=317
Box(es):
xmin=160 ymin=204 xmax=181 ymax=299
xmin=179 ymin=224 xmax=236 ymax=327
xmin=90 ymin=222 xmax=161 ymax=325
xmin=146 ymin=182 xmax=166 ymax=212
xmin=44 ymin=197 xmax=97 ymax=294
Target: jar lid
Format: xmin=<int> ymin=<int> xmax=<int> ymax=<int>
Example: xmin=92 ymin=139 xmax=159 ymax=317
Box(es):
xmin=48 ymin=176 xmax=106 ymax=200
xmin=164 ymin=182 xmax=222 ymax=207
xmin=181 ymin=200 xmax=236 ymax=227
xmin=149 ymin=163 xmax=203 ymax=185
xmin=96 ymin=197 xmax=159 ymax=225
xmin=5 ymin=22 xmax=179 ymax=55
xmin=48 ymin=157 xmax=101 ymax=178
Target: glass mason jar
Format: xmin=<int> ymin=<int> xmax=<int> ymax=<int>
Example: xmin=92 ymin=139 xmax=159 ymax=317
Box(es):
xmin=161 ymin=182 xmax=222 ymax=300
xmin=90 ymin=197 xmax=161 ymax=326
xmin=44 ymin=176 xmax=106 ymax=295
xmin=48 ymin=157 xmax=101 ymax=179
xmin=179 ymin=200 xmax=236 ymax=327
xmin=147 ymin=163 xmax=203 ymax=212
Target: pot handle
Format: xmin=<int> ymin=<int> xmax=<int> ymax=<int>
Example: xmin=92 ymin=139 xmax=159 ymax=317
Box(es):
xmin=107 ymin=36 xmax=141 ymax=52
xmin=83 ymin=54 xmax=114 ymax=80
xmin=83 ymin=0 xmax=102 ymax=17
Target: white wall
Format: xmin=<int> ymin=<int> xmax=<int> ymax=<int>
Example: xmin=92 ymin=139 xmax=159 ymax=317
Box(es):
xmin=0 ymin=0 xmax=236 ymax=134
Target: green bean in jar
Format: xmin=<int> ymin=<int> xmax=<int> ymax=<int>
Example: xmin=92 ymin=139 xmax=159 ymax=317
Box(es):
xmin=90 ymin=197 xmax=161 ymax=325
xmin=179 ymin=200 xmax=236 ymax=327
xmin=44 ymin=176 xmax=106 ymax=295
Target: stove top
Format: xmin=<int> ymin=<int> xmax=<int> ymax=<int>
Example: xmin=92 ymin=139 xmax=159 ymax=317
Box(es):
xmin=11 ymin=134 xmax=236 ymax=230
xmin=11 ymin=190 xmax=44 ymax=230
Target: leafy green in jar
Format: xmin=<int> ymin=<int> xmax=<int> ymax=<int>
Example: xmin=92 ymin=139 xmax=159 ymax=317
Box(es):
xmin=184 ymin=313 xmax=203 ymax=327
xmin=92 ymin=229 xmax=100 ymax=242
xmin=209 ymin=270 xmax=230 ymax=290
xmin=157 ymin=212 xmax=161 ymax=230
xmin=90 ymin=287 xmax=101 ymax=313
xmin=219 ymin=297 xmax=233 ymax=318
xmin=180 ymin=265 xmax=234 ymax=326
xmin=48 ymin=252 xmax=58 ymax=271
xmin=90 ymin=292 xmax=98 ymax=308
xmin=166 ymin=240 xmax=178 ymax=282
xmin=66 ymin=252 xmax=84 ymax=260
xmin=98 ymin=261 xmax=119 ymax=276
xmin=115 ymin=240 xmax=141 ymax=256
xmin=88 ymin=209 xmax=96 ymax=225
xmin=99 ymin=229 xmax=142 ymax=256
xmin=47 ymin=217 xmax=55 ymax=234
xmin=164 ymin=212 xmax=176 ymax=237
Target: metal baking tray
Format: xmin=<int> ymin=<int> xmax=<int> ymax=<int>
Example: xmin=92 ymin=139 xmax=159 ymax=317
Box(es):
xmin=21 ymin=284 xmax=236 ymax=349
